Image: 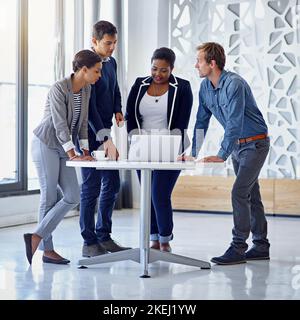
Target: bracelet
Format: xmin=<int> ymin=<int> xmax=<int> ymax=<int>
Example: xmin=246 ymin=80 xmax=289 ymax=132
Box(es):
xmin=69 ymin=155 xmax=77 ymax=160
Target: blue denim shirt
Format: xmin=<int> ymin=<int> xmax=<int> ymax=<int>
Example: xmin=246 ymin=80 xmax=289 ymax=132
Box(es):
xmin=192 ymin=70 xmax=268 ymax=160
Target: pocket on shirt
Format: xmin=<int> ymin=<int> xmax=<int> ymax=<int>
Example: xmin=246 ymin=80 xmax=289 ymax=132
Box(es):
xmin=218 ymin=103 xmax=228 ymax=109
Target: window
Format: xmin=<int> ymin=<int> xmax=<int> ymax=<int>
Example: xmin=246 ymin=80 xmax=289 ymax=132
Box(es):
xmin=0 ymin=0 xmax=119 ymax=195
xmin=27 ymin=0 xmax=56 ymax=190
xmin=0 ymin=0 xmax=18 ymax=190
xmin=65 ymin=0 xmax=75 ymax=76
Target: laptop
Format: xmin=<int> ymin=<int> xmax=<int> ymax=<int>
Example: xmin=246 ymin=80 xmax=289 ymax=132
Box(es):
xmin=128 ymin=134 xmax=182 ymax=162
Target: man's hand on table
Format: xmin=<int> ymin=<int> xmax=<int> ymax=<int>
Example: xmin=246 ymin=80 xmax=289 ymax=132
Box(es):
xmin=104 ymin=139 xmax=119 ymax=160
xmin=198 ymin=155 xmax=224 ymax=163
xmin=177 ymin=155 xmax=195 ymax=161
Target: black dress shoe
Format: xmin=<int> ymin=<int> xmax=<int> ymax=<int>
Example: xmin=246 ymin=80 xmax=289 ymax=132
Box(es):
xmin=245 ymin=248 xmax=270 ymax=260
xmin=42 ymin=255 xmax=70 ymax=264
xmin=23 ymin=233 xmax=33 ymax=265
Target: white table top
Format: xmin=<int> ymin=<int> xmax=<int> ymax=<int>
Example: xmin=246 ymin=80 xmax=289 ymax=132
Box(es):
xmin=66 ymin=159 xmax=225 ymax=171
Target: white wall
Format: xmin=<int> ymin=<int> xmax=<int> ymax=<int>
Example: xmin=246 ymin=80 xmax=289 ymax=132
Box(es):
xmin=0 ymin=194 xmax=78 ymax=228
xmin=127 ymin=0 xmax=160 ymax=208
xmin=169 ymin=0 xmax=300 ymax=179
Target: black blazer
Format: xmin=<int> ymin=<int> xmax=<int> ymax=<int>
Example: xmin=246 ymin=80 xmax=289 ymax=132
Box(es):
xmin=125 ymin=74 xmax=193 ymax=151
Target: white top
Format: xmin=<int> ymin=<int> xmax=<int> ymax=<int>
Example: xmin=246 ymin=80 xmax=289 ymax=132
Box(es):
xmin=139 ymin=91 xmax=168 ymax=130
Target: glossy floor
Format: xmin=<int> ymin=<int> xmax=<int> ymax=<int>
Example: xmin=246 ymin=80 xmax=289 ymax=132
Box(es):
xmin=0 ymin=210 xmax=300 ymax=300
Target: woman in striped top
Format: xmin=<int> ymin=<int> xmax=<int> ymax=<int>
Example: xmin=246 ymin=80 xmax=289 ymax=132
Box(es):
xmin=23 ymin=50 xmax=102 ymax=265
xmin=71 ymin=91 xmax=82 ymax=133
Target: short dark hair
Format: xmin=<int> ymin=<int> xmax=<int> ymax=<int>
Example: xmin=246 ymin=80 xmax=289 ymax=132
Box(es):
xmin=151 ymin=47 xmax=176 ymax=69
xmin=92 ymin=20 xmax=117 ymax=40
xmin=196 ymin=42 xmax=226 ymax=70
xmin=72 ymin=50 xmax=102 ymax=72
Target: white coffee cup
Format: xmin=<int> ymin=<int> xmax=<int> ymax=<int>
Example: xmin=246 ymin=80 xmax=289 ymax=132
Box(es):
xmin=91 ymin=150 xmax=106 ymax=161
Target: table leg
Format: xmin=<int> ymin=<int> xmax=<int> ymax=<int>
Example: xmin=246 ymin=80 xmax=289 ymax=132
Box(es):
xmin=76 ymin=166 xmax=211 ymax=276
xmin=140 ymin=169 xmax=152 ymax=278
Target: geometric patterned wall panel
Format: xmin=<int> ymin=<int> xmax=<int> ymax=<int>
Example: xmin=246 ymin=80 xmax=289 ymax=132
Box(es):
xmin=170 ymin=0 xmax=300 ymax=178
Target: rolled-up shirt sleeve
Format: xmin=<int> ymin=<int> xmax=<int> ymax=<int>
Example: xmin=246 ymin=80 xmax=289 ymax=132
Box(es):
xmin=62 ymin=140 xmax=75 ymax=152
xmin=217 ymin=80 xmax=245 ymax=160
xmin=191 ymin=84 xmax=212 ymax=158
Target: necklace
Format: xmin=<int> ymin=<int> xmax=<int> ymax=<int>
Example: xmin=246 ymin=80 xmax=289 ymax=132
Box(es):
xmin=152 ymin=83 xmax=164 ymax=103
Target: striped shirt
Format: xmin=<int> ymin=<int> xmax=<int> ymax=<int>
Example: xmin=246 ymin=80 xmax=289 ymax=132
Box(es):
xmin=71 ymin=91 xmax=82 ymax=135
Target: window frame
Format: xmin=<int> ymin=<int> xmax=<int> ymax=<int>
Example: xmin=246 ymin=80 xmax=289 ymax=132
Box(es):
xmin=0 ymin=0 xmax=28 ymax=195
xmin=0 ymin=0 xmax=113 ymax=196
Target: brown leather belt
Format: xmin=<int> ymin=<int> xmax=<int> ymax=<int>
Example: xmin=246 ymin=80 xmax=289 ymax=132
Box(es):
xmin=238 ymin=133 xmax=268 ymax=144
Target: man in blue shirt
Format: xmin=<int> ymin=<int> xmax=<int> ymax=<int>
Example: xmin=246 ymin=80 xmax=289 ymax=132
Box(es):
xmin=80 ymin=21 xmax=130 ymax=257
xmin=190 ymin=42 xmax=270 ymax=265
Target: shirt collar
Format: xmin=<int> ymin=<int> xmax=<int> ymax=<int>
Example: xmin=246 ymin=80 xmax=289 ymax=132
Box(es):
xmin=102 ymin=56 xmax=110 ymax=63
xmin=91 ymin=47 xmax=110 ymax=62
xmin=208 ymin=69 xmax=228 ymax=90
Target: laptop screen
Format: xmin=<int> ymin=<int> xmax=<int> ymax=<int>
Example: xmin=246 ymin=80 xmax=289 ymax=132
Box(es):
xmin=128 ymin=135 xmax=181 ymax=162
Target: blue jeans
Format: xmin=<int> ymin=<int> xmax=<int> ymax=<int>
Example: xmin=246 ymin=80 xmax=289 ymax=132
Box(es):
xmin=137 ymin=170 xmax=181 ymax=243
xmin=230 ymin=137 xmax=270 ymax=254
xmin=80 ymin=168 xmax=120 ymax=245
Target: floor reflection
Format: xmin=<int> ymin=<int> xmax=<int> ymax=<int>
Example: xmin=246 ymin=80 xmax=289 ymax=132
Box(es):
xmin=1 ymin=211 xmax=300 ymax=299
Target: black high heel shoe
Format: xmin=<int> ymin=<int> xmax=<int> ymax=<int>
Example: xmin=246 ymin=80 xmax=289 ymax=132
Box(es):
xmin=23 ymin=233 xmax=33 ymax=265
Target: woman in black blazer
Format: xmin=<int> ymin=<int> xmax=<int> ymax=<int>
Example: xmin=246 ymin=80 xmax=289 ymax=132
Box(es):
xmin=125 ymin=47 xmax=193 ymax=252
